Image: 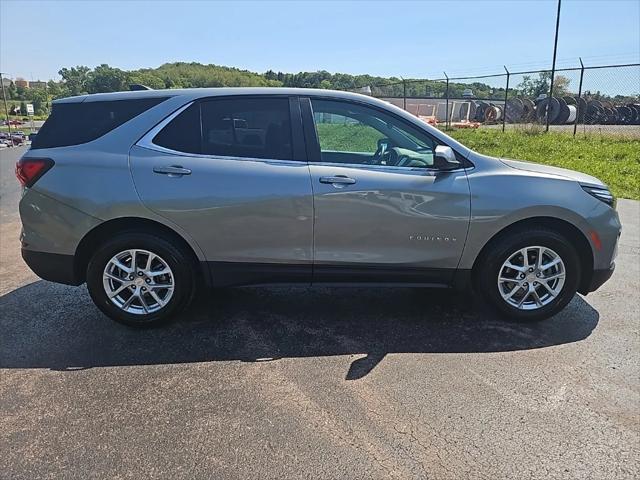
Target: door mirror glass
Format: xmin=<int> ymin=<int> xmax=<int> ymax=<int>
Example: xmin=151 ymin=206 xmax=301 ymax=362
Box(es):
xmin=433 ymin=145 xmax=461 ymax=170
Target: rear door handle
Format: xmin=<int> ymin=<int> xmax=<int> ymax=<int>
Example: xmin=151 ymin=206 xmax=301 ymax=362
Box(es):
xmin=319 ymin=175 xmax=356 ymax=185
xmin=153 ymin=165 xmax=192 ymax=177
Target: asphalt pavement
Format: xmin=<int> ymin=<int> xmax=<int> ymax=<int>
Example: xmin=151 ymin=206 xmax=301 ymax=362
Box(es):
xmin=1 ymin=146 xmax=638 ymax=479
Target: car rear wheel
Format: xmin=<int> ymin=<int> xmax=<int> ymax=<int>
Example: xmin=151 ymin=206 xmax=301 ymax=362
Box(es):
xmin=86 ymin=232 xmax=195 ymax=327
xmin=478 ymin=228 xmax=581 ymax=321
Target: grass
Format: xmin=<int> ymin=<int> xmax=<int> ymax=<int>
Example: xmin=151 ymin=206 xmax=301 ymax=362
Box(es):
xmin=447 ymin=129 xmax=639 ymax=200
xmin=316 ymin=123 xmax=640 ymax=200
xmin=0 ymin=126 xmax=35 ymax=134
xmin=316 ymin=123 xmax=382 ymax=152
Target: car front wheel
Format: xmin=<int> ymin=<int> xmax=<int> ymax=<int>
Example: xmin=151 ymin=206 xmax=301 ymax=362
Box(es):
xmin=478 ymin=228 xmax=581 ymax=321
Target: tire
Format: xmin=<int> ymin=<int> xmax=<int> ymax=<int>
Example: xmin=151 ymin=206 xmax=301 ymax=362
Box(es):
xmin=86 ymin=231 xmax=196 ymax=327
xmin=477 ymin=227 xmax=581 ymax=322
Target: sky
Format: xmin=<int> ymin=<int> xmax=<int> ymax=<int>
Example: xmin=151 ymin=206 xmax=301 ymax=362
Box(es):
xmin=1 ymin=0 xmax=639 ymax=82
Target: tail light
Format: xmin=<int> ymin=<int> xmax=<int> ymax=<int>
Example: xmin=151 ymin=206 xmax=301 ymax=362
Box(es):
xmin=15 ymin=157 xmax=54 ymax=188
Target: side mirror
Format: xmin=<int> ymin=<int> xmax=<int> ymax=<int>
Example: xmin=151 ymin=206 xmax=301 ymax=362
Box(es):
xmin=433 ymin=145 xmax=461 ymax=170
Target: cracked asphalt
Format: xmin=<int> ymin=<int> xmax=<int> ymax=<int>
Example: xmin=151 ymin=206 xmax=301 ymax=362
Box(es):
xmin=1 ymin=146 xmax=639 ymax=479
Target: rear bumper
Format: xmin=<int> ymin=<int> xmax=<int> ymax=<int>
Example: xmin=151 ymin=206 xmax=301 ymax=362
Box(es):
xmin=21 ymin=248 xmax=81 ymax=286
xmin=581 ymin=263 xmax=615 ymax=294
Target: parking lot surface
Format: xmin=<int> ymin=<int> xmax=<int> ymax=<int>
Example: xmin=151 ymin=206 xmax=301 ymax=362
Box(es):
xmin=1 ymin=146 xmax=638 ymax=479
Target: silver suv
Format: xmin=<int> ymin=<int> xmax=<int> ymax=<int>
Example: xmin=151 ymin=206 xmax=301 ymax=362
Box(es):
xmin=17 ymin=88 xmax=621 ymax=326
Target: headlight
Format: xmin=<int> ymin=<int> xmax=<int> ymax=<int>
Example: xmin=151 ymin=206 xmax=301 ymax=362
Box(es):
xmin=582 ymin=185 xmax=616 ymax=208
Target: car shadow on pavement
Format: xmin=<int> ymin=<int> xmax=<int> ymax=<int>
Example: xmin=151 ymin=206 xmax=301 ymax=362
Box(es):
xmin=0 ymin=281 xmax=599 ymax=379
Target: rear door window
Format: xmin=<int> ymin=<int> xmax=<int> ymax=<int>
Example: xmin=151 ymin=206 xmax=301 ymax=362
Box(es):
xmin=32 ymin=97 xmax=168 ymax=149
xmin=200 ymin=98 xmax=293 ymax=160
xmin=151 ymin=97 xmax=295 ymax=160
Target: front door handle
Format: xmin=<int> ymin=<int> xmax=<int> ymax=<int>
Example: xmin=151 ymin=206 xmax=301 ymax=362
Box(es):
xmin=153 ymin=165 xmax=192 ymax=177
xmin=319 ymin=175 xmax=356 ymax=186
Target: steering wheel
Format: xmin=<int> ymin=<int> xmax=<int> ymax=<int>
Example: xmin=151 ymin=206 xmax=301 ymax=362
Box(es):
xmin=386 ymin=148 xmax=401 ymax=166
xmin=370 ymin=138 xmax=393 ymax=165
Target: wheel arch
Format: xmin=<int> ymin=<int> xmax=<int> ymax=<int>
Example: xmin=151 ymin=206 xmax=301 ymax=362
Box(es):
xmin=74 ymin=216 xmax=209 ymax=286
xmin=471 ymin=216 xmax=594 ymax=294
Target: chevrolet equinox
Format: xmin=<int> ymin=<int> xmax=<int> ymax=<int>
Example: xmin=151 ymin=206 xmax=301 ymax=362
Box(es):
xmin=17 ymin=88 xmax=621 ymax=326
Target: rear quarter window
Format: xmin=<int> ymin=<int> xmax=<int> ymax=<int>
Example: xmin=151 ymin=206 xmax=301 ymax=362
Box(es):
xmin=31 ymin=97 xmax=168 ymax=149
xmin=152 ymin=103 xmax=201 ymax=154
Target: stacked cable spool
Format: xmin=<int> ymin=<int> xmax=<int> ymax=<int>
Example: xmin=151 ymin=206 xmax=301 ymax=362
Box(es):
xmin=499 ymin=97 xmax=639 ymax=125
xmin=455 ymin=97 xmax=639 ymax=125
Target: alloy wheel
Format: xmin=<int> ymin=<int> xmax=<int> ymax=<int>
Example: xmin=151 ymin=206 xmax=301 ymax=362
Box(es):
xmin=497 ymin=246 xmax=566 ymax=311
xmin=102 ymin=249 xmax=174 ymax=315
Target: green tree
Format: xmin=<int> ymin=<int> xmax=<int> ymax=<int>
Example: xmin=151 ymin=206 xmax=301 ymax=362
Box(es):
xmin=127 ymin=71 xmax=166 ymax=90
xmin=26 ymin=88 xmax=49 ymax=115
xmin=47 ymin=80 xmax=64 ymax=99
xmin=552 ymin=75 xmax=571 ymax=97
xmin=15 ymin=85 xmax=27 ymax=100
xmin=49 ymin=61 xmax=533 ymax=102
xmin=58 ymin=66 xmax=91 ymax=96
xmin=517 ymin=72 xmax=571 ymax=98
xmin=7 ymin=82 xmax=17 ymax=100
xmin=87 ymin=64 xmax=128 ymax=93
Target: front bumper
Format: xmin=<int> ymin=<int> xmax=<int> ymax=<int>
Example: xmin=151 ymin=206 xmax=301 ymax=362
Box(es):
xmin=581 ymin=263 xmax=615 ymax=294
xmin=21 ymin=248 xmax=81 ymax=286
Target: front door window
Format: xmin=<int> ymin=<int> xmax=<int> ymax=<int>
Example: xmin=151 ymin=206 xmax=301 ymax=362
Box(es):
xmin=311 ymin=99 xmax=437 ymax=168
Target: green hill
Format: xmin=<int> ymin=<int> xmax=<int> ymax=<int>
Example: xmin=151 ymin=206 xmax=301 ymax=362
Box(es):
xmin=5 ymin=62 xmax=507 ymax=115
xmin=51 ymin=62 xmax=504 ymax=99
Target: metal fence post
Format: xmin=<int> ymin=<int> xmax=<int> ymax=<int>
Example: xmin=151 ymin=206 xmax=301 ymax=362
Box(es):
xmin=573 ymin=57 xmax=585 ymax=136
xmin=444 ymin=72 xmax=449 ymax=129
xmin=402 ymin=78 xmax=407 ymax=111
xmin=0 ymin=72 xmax=12 ymax=138
xmin=502 ymin=66 xmax=509 ymax=132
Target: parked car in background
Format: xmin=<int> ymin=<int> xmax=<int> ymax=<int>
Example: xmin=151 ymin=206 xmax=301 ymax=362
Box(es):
xmin=1 ymin=132 xmax=24 ymax=146
xmin=3 ymin=119 xmax=23 ymax=126
xmin=17 ymin=88 xmax=621 ymax=327
xmin=10 ymin=134 xmax=25 ymax=145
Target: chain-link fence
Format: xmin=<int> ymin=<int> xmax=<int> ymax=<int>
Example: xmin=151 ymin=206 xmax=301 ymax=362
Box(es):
xmin=348 ymin=63 xmax=640 ymax=137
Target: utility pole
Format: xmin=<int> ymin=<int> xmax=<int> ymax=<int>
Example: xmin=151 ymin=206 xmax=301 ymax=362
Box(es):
xmin=546 ymin=0 xmax=562 ymax=132
xmin=502 ymin=66 xmax=510 ymax=132
xmin=0 ymin=72 xmax=12 ymax=138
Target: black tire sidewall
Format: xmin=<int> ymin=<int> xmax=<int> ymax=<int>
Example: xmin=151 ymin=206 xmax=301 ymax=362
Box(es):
xmin=481 ymin=230 xmax=581 ymax=321
xmin=86 ymin=232 xmax=194 ymax=327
